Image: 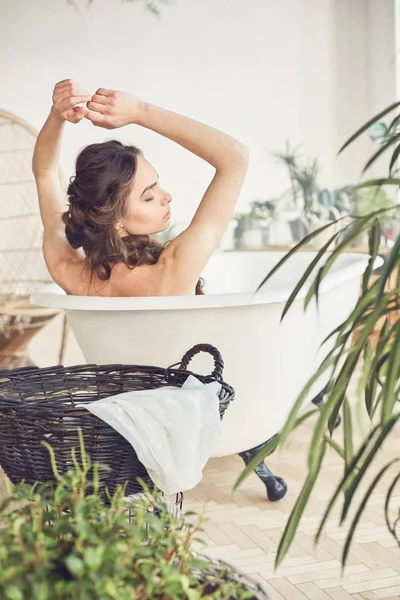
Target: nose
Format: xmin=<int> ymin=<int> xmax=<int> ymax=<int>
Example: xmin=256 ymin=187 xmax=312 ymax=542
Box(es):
xmin=162 ymin=191 xmax=172 ymax=205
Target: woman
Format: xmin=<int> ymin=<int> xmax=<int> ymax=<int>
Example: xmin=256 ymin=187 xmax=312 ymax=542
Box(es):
xmin=32 ymin=79 xmax=248 ymax=296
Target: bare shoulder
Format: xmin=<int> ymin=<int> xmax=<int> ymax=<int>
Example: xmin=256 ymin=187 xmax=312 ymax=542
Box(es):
xmin=51 ymin=253 xmax=196 ymax=297
xmin=111 ymin=254 xmax=195 ymax=297
xmin=48 ymin=258 xmax=98 ymax=295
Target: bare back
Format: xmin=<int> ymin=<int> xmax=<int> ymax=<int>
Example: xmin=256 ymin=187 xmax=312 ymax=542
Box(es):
xmin=53 ymin=255 xmax=196 ymax=297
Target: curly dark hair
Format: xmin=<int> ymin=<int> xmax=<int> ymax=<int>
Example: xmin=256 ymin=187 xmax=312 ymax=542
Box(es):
xmin=62 ymin=140 xmax=203 ymax=294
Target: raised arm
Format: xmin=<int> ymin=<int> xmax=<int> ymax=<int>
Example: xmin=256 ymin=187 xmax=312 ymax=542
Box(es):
xmin=85 ymin=90 xmax=248 ymax=293
xmin=32 ymin=80 xmax=90 ymax=274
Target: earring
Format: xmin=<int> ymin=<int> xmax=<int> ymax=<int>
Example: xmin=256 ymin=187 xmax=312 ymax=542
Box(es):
xmin=119 ymin=223 xmax=124 ymax=230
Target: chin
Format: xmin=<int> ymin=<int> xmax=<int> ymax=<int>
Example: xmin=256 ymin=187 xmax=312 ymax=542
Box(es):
xmin=150 ymin=224 xmax=169 ymax=236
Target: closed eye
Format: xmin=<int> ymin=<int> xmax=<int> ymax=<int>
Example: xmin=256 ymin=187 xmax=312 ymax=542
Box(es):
xmin=141 ymin=173 xmax=160 ymax=197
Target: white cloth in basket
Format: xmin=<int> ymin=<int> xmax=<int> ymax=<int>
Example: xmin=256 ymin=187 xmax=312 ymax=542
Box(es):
xmin=77 ymin=375 xmax=222 ymax=495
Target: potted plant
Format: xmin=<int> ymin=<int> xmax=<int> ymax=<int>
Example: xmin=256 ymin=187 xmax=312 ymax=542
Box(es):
xmin=235 ymin=102 xmax=400 ymax=567
xmin=233 ymin=200 xmax=276 ymax=249
xmin=0 ymin=436 xmax=269 ymax=599
xmin=271 ymin=143 xmax=354 ymax=247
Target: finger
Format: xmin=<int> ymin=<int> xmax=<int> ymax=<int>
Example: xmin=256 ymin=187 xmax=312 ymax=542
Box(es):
xmin=54 ymin=79 xmax=80 ymax=91
xmin=54 ymin=85 xmax=89 ymax=97
xmin=86 ymin=100 xmax=107 ymax=113
xmin=58 ymin=95 xmax=91 ymax=110
xmin=95 ymin=88 xmax=115 ymax=97
xmin=74 ymin=106 xmax=87 ymax=120
xmin=64 ymin=106 xmax=87 ymax=123
xmin=54 ymin=81 xmax=90 ymax=98
xmin=55 ymin=78 xmax=76 ymax=86
xmin=64 ymin=108 xmax=79 ymax=123
xmin=90 ymin=94 xmax=108 ymax=105
xmin=84 ymin=111 xmax=106 ymax=125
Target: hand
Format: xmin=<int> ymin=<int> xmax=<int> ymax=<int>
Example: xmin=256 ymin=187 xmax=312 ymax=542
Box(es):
xmin=85 ymin=88 xmax=145 ymax=129
xmin=52 ymin=79 xmax=91 ymax=124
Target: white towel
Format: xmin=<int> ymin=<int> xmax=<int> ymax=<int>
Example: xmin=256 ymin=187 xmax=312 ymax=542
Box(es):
xmin=77 ymin=375 xmax=222 ymax=494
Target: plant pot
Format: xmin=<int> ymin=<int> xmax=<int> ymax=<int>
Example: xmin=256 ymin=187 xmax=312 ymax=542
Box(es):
xmin=195 ymin=557 xmax=270 ymax=599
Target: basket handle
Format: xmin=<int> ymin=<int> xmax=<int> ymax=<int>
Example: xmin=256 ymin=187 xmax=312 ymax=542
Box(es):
xmin=179 ymin=344 xmax=224 ymax=381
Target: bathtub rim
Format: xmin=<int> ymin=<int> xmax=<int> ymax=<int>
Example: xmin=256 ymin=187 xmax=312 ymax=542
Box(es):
xmin=30 ymin=251 xmax=382 ymax=312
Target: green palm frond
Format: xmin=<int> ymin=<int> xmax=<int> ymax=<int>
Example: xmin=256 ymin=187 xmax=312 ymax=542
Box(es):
xmin=237 ymin=100 xmax=400 ymax=568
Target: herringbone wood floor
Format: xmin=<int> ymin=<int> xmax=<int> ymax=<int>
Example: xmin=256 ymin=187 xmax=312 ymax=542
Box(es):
xmin=185 ymin=411 xmax=400 ymax=600
xmin=1 ymin=320 xmax=399 ymax=599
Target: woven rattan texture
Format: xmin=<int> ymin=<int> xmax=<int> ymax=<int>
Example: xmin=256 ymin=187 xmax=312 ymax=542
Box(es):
xmin=0 ymin=345 xmax=234 ymax=499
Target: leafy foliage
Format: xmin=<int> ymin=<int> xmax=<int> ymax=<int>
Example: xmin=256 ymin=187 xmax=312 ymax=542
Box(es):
xmin=236 ymin=103 xmax=400 ymax=567
xmin=0 ymin=437 xmax=265 ymax=599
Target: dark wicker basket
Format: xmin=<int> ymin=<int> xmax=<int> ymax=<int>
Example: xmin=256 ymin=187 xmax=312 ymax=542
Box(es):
xmin=0 ymin=344 xmax=234 ymax=498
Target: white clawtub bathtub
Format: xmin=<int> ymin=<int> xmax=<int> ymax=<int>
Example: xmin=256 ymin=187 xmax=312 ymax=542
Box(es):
xmin=31 ymin=251 xmax=373 ymax=458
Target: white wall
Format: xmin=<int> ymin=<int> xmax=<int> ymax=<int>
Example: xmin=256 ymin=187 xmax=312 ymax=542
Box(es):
xmin=0 ymin=0 xmax=396 ymax=226
xmin=333 ymin=0 xmax=397 ymax=185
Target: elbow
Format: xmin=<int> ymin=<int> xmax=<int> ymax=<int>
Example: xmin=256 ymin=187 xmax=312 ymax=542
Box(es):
xmin=239 ymin=142 xmax=249 ymax=164
xmin=230 ymin=141 xmax=249 ymax=171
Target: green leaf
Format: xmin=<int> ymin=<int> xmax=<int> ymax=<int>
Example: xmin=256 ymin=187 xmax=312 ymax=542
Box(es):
xmin=351 ymin=178 xmax=400 ymax=190
xmin=84 ymin=546 xmax=104 ymax=570
xmin=342 ymin=458 xmax=400 ymax=565
xmin=5 ymin=586 xmax=24 ymax=600
xmin=255 ymin=219 xmax=346 ymax=293
xmin=280 ymin=231 xmax=340 ymax=321
xmin=339 ymin=101 xmax=400 ymax=154
xmin=363 ymin=328 xmax=387 ymax=418
xmin=65 ymin=555 xmax=85 ymax=576
xmin=327 ymin=396 xmax=343 ymax=436
xmin=343 ymin=398 xmax=354 ymax=476
xmin=380 ymin=321 xmax=400 ymax=423
xmin=232 ymin=408 xmax=318 ymax=493
xmin=341 ymin=416 xmax=399 ymax=523
xmin=303 ymin=215 xmax=378 ymax=311
xmin=387 ymin=112 xmax=400 ymax=132
xmin=309 ymin=309 xmax=381 ymax=474
xmin=232 ymin=434 xmax=279 ymax=493
xmin=389 ymin=141 xmax=400 ymax=174
xmin=308 ymin=392 xmax=344 ymax=473
xmin=321 ymin=284 xmax=377 ymax=350
xmin=362 ymin=219 xmax=380 ymax=295
xmin=376 ymin=235 xmax=400 ymax=298
xmin=362 ymin=134 xmax=400 ymax=173
xmin=324 ymin=436 xmax=345 ymax=459
xmin=275 ymin=444 xmax=326 ymax=568
xmin=315 ymin=425 xmax=381 ymax=542
xmin=384 ymin=470 xmax=400 ymax=535
xmin=277 ymin=356 xmax=337 ymax=449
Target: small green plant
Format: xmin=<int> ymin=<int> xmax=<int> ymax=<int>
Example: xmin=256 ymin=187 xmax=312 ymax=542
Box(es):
xmin=275 ymin=143 xmax=353 ymax=223
xmin=0 ymin=436 xmax=267 ymax=599
xmin=233 ymin=200 xmax=276 ymax=248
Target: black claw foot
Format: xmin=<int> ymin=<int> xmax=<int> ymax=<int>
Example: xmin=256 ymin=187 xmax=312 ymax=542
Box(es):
xmin=239 ymin=438 xmax=288 ymax=502
xmin=263 ymin=475 xmax=288 ymax=502
xmin=311 ymin=390 xmax=341 ymax=428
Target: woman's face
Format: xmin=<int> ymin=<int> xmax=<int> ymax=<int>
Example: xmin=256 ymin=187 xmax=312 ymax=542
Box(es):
xmin=122 ymin=155 xmax=172 ymax=236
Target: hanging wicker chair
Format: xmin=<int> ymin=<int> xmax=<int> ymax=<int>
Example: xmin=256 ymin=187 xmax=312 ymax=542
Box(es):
xmin=0 ymin=109 xmax=67 ymax=369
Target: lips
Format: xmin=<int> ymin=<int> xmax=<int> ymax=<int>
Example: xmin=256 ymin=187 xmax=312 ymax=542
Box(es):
xmin=163 ymin=210 xmax=171 ymax=221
